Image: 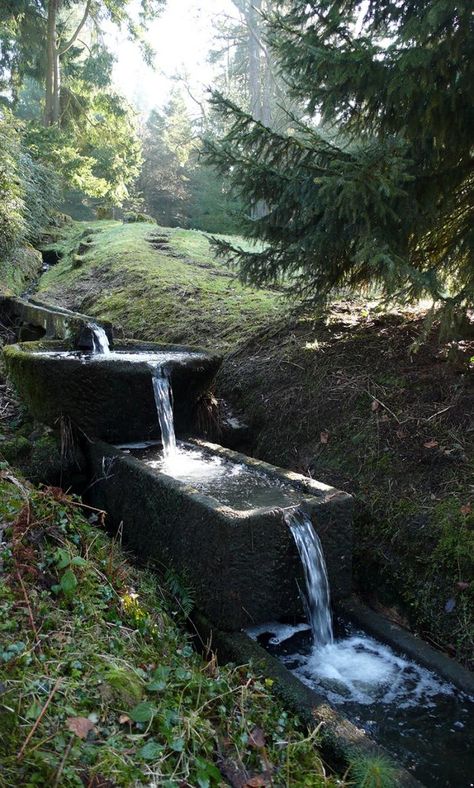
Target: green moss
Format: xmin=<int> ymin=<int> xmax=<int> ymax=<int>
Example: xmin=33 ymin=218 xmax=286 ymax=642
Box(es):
xmin=0 ymin=435 xmax=31 ymax=463
xmin=0 ymin=244 xmax=43 ymax=296
xmin=38 ymin=221 xmax=283 ymax=352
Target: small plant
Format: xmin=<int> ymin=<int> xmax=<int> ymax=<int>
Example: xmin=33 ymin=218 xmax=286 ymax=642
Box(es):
xmin=349 ymin=754 xmax=397 ymax=788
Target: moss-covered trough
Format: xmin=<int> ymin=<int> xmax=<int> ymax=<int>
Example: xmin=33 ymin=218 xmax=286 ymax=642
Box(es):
xmin=86 ymin=439 xmax=353 ymax=631
xmin=3 ymin=339 xmax=221 ymax=442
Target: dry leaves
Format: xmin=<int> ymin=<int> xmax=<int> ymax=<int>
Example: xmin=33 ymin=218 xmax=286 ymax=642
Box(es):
xmin=66 ymin=716 xmax=95 ymax=739
xmin=320 ymin=430 xmax=329 ymax=444
xmin=423 ymin=439 xmax=439 ymax=449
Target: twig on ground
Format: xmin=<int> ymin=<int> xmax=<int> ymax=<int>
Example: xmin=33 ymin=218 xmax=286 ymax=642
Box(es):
xmin=17 ymin=677 xmax=62 ymax=761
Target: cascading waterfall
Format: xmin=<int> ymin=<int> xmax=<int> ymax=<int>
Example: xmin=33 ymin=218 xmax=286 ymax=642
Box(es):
xmin=90 ymin=323 xmax=110 ymax=355
xmin=151 ymin=365 xmax=177 ymax=459
xmin=285 ymin=508 xmax=333 ymax=647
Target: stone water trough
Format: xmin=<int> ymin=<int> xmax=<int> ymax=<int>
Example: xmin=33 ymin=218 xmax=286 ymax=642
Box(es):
xmin=3 ymin=339 xmax=221 ymax=443
xmin=87 ymin=439 xmax=353 ymax=631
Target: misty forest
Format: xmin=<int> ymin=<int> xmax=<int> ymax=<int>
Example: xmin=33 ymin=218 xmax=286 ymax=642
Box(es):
xmin=0 ymin=1 xmax=473 ymax=786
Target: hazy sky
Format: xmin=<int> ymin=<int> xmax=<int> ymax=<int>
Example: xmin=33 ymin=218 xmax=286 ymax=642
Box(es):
xmin=106 ymin=0 xmax=236 ymax=117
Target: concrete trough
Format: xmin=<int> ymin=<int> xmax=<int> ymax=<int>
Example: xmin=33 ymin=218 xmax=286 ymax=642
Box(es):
xmin=3 ymin=339 xmax=221 ymax=442
xmin=0 ymin=295 xmax=113 ymax=343
xmin=86 ymin=439 xmax=353 ymax=631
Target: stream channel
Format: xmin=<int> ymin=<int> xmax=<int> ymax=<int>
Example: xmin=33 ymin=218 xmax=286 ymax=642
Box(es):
xmin=14 ymin=299 xmax=474 ymax=786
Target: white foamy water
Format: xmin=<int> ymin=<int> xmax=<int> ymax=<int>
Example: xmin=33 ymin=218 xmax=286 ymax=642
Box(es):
xmin=247 ymin=622 xmax=311 ymax=645
xmin=250 ymin=622 xmax=455 ymax=708
xmin=36 ymin=350 xmax=203 ymax=364
xmin=89 ymin=323 xmax=110 ymax=355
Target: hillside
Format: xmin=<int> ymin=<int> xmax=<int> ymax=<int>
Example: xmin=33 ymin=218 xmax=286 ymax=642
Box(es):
xmin=33 ymin=221 xmax=474 ymax=667
xmin=38 ymin=221 xmax=283 ymax=352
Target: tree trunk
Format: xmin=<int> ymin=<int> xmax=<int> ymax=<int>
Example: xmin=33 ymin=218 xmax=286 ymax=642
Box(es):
xmin=246 ymin=0 xmax=262 ymax=121
xmin=44 ymin=0 xmax=58 ymax=126
xmin=52 ymin=40 xmax=61 ymax=124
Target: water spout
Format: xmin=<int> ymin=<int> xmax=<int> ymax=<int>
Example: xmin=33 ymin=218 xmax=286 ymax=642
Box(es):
xmin=151 ymin=365 xmax=177 ymax=459
xmin=285 ymin=508 xmax=333 ymax=647
xmin=89 ymin=323 xmax=110 ymax=355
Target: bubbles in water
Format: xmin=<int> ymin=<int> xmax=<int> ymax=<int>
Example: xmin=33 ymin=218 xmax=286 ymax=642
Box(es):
xmin=286 ymin=633 xmax=455 ymax=707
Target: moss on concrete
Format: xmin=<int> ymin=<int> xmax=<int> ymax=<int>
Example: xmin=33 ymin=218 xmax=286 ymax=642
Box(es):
xmin=3 ymin=339 xmax=221 ymax=442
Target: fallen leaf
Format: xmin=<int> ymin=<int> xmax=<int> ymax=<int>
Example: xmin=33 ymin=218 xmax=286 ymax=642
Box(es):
xmin=249 ymin=727 xmax=266 ymax=749
xmin=381 ymin=413 xmax=390 ymax=422
xmin=424 ymin=439 xmax=439 ymax=449
xmin=320 ymin=431 xmax=329 ymax=444
xmin=371 ymin=400 xmax=379 ymax=412
xmin=456 ymin=581 xmax=470 ymax=591
xmin=460 ymin=503 xmax=471 ymax=516
xmin=396 ymin=429 xmax=407 ymax=439
xmin=119 ymin=714 xmax=131 ymax=724
xmin=66 ymin=716 xmax=94 ymax=739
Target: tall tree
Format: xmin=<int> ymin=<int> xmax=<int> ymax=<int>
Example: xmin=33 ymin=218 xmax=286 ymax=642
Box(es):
xmin=205 ymin=0 xmax=474 ymax=331
xmin=0 ymin=1 xmax=165 ymax=126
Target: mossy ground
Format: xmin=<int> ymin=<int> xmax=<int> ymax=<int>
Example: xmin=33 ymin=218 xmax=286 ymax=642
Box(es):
xmin=0 ymin=245 xmax=43 ymax=297
xmin=25 ymin=221 xmax=474 ymax=667
xmin=0 ymin=473 xmax=347 ymax=787
xmin=38 ymin=221 xmax=282 ymax=352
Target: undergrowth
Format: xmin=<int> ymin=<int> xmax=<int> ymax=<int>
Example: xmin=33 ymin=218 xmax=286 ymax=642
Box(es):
xmin=0 ymin=471 xmax=345 ymax=787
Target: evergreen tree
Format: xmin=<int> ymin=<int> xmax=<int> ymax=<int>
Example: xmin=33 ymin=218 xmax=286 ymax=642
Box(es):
xmin=205 ymin=0 xmax=474 ymax=331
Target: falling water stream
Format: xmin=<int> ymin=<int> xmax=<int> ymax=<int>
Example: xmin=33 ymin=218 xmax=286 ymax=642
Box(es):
xmin=249 ymin=509 xmax=474 ymax=786
xmin=89 ymin=323 xmax=110 ymax=355
xmin=151 ymin=365 xmax=177 ymax=459
xmin=285 ymin=509 xmax=333 ymax=647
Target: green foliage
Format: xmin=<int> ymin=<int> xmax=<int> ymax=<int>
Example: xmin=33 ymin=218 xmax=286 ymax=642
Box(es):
xmin=205 ymin=0 xmax=474 ymax=331
xmin=24 ymin=89 xmax=142 ymax=207
xmin=138 ymin=97 xmax=193 ymax=227
xmin=0 ymin=109 xmax=26 ymax=261
xmin=350 ymin=754 xmax=397 ymax=788
xmin=0 ymin=108 xmax=59 ymax=265
xmin=138 ymin=91 xmax=242 ymax=234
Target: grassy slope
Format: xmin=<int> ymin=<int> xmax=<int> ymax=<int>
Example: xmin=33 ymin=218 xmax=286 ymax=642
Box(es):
xmin=37 ymin=222 xmax=474 ymax=667
xmin=39 ymin=221 xmax=282 ymax=351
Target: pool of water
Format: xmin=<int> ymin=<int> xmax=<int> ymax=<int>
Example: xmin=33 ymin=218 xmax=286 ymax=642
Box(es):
xmin=248 ymin=621 xmax=474 ymax=786
xmin=124 ymin=443 xmax=307 ymax=511
xmin=35 ymin=350 xmax=204 ymax=364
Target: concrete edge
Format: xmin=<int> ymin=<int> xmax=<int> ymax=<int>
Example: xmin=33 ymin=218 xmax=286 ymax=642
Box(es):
xmin=92 ymin=440 xmax=335 ymax=521
xmin=337 ymin=597 xmax=474 ymax=696
xmin=190 ymin=437 xmax=353 ymax=505
xmin=190 ymin=611 xmax=422 ymax=787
